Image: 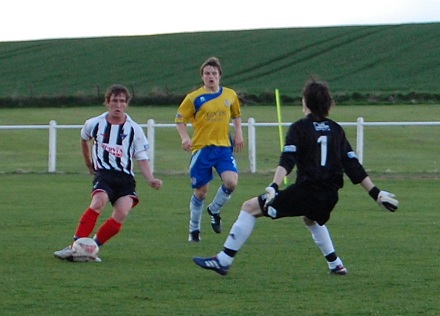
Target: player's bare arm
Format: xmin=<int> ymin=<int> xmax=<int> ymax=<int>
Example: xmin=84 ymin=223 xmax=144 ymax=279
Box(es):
xmin=137 ymin=159 xmax=163 ymax=190
xmin=176 ymin=122 xmax=192 ymax=152
xmin=271 ymin=166 xmax=288 ymax=187
xmin=233 ymin=117 xmax=244 ymax=152
xmin=80 ymin=138 xmax=94 ymax=175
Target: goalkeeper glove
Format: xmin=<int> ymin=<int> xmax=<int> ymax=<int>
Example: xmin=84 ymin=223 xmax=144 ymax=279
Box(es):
xmin=369 ymin=186 xmax=398 ymax=212
xmin=264 ymin=183 xmax=279 ymax=209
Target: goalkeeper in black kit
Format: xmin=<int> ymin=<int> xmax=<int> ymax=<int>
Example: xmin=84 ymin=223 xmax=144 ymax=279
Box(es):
xmin=193 ymin=78 xmax=398 ymax=276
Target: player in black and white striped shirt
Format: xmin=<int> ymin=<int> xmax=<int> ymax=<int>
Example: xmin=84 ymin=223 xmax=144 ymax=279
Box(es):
xmin=54 ymin=84 xmax=163 ymax=262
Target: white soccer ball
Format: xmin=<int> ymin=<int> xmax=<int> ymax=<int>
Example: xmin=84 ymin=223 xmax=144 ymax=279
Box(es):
xmin=71 ymin=237 xmax=99 ymax=262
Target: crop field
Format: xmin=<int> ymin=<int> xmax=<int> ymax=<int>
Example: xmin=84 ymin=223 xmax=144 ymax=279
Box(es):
xmin=1 ymin=23 xmax=440 ymax=102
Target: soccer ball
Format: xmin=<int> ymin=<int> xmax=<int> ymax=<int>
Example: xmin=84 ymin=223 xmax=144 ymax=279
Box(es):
xmin=71 ymin=237 xmax=99 ymax=262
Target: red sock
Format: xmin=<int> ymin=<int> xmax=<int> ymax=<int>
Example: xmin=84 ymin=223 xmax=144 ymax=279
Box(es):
xmin=95 ymin=218 xmax=122 ymax=245
xmin=74 ymin=207 xmax=99 ymax=238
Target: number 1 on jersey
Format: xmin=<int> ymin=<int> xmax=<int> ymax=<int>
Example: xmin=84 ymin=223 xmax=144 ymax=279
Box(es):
xmin=317 ymin=135 xmax=328 ymax=166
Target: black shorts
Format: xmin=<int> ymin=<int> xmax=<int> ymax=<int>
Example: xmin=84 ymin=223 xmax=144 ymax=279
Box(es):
xmin=92 ymin=170 xmax=138 ymax=206
xmin=258 ymin=183 xmax=339 ymax=225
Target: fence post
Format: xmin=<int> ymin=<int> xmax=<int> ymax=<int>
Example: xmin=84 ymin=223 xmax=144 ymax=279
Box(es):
xmin=248 ymin=118 xmax=256 ymax=173
xmin=48 ymin=120 xmax=57 ymax=173
xmin=147 ymin=119 xmax=155 ymax=173
xmin=356 ymin=117 xmax=364 ymax=164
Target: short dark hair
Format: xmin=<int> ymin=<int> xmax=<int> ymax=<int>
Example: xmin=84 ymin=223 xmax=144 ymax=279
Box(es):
xmin=104 ymin=84 xmax=131 ymax=104
xmin=200 ymin=57 xmax=223 ymax=76
xmin=303 ymin=78 xmax=333 ymax=119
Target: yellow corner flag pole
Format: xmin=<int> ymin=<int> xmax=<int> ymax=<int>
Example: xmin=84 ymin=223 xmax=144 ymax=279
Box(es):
xmin=275 ymin=89 xmax=288 ymax=185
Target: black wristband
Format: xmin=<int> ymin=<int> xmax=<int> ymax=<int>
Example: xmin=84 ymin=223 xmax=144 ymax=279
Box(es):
xmin=368 ymin=186 xmax=380 ymax=200
xmin=270 ymin=183 xmax=279 ymax=191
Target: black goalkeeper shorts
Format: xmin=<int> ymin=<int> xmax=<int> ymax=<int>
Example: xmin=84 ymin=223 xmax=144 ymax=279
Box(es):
xmin=258 ymin=183 xmax=339 ymax=225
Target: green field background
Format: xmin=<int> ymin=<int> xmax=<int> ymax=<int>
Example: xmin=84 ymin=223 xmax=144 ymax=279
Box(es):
xmin=1 ymin=23 xmax=439 ymax=315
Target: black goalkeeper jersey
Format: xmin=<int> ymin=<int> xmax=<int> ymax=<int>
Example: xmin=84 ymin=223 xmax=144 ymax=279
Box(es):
xmin=278 ymin=114 xmax=368 ymax=191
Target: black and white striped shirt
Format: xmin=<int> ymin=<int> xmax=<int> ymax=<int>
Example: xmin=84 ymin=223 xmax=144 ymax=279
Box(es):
xmin=81 ymin=112 xmax=149 ymax=176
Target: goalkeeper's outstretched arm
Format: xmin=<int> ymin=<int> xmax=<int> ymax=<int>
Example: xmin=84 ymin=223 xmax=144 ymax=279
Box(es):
xmin=360 ymin=176 xmax=399 ymax=212
xmin=270 ymin=166 xmax=288 ymax=187
xmin=263 ymin=166 xmax=289 ymax=209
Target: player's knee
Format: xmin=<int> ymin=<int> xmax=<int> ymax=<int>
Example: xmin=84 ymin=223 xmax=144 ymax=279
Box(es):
xmin=90 ymin=198 xmax=106 ymax=212
xmin=194 ymin=188 xmax=208 ymax=200
xmin=241 ymin=198 xmax=259 ymax=213
xmin=90 ymin=191 xmax=108 ymax=211
xmin=221 ymin=172 xmax=238 ymax=189
xmin=112 ymin=210 xmax=129 ymax=223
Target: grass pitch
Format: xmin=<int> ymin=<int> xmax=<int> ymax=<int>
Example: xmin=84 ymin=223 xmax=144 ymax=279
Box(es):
xmin=1 ymin=104 xmax=439 ymax=314
xmin=1 ymin=173 xmax=439 ymax=315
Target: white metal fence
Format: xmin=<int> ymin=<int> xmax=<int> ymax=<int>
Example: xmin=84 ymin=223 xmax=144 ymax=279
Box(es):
xmin=1 ymin=118 xmax=439 ymax=173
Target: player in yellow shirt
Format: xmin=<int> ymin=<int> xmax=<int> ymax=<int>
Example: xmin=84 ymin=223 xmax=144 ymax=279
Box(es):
xmin=176 ymin=57 xmax=244 ymax=242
